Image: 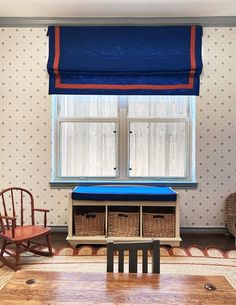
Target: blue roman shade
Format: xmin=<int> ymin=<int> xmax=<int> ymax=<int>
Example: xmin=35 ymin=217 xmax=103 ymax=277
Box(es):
xmin=47 ymin=25 xmax=203 ymax=95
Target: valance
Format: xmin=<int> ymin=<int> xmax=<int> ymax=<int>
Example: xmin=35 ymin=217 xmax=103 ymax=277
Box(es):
xmin=47 ymin=25 xmax=202 ymax=95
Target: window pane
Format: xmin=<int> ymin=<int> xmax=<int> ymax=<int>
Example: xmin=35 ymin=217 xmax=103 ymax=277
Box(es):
xmin=129 ymin=122 xmax=187 ymax=177
xmin=128 ymin=96 xmax=189 ymax=118
xmin=60 ymin=122 xmax=117 ymax=177
xmin=58 ymin=95 xmax=118 ymax=117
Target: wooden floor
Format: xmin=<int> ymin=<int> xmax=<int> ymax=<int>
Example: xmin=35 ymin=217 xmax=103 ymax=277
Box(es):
xmin=48 ymin=231 xmax=236 ymax=251
xmin=1 ymin=231 xmax=235 ymax=252
xmin=180 ymin=232 xmax=236 ymax=251
xmin=1 ymin=270 xmax=236 ymax=305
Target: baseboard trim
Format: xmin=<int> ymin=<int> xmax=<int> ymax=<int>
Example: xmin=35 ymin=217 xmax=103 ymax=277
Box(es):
xmin=50 ymin=226 xmax=228 ymax=235
xmin=180 ymin=227 xmax=228 ymax=234
xmin=51 ymin=226 xmax=68 ymax=233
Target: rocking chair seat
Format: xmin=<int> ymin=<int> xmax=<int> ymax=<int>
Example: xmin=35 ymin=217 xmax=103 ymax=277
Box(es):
xmin=1 ymin=225 xmax=52 ymax=243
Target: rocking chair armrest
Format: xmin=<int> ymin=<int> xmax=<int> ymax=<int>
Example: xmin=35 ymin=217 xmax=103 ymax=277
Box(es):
xmin=0 ymin=215 xmax=17 ymax=221
xmin=33 ymin=208 xmax=50 ymax=228
xmin=0 ymin=215 xmax=16 ymax=237
xmin=33 ymin=208 xmax=50 ymax=213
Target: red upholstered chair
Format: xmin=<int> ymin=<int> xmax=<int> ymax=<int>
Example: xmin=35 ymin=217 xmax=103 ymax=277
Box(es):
xmin=0 ymin=187 xmax=53 ymax=270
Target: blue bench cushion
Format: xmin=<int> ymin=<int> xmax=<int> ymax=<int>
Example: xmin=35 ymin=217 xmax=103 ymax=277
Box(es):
xmin=72 ymin=185 xmax=177 ymax=201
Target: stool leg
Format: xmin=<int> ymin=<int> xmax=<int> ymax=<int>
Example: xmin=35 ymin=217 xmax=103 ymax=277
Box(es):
xmin=107 ymin=241 xmax=114 ymax=272
xmin=152 ymin=240 xmax=160 ymax=274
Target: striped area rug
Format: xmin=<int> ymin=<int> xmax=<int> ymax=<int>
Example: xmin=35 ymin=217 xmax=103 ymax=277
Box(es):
xmin=55 ymin=245 xmax=236 ymax=258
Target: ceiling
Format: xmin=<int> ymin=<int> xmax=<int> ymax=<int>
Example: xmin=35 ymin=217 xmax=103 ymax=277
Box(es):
xmin=0 ymin=0 xmax=236 ymax=18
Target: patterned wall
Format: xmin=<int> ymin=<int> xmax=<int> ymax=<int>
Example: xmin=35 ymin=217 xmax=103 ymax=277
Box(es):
xmin=0 ymin=27 xmax=235 ymax=228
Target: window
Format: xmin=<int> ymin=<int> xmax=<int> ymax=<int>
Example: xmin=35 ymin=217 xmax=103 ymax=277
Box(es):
xmin=52 ymin=95 xmax=195 ymax=183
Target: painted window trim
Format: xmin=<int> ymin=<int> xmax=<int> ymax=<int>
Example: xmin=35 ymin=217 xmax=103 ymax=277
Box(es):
xmin=49 ymin=180 xmax=198 ymax=189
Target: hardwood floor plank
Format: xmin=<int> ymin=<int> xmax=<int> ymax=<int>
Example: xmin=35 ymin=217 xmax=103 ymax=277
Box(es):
xmin=1 ymin=232 xmax=235 ymax=252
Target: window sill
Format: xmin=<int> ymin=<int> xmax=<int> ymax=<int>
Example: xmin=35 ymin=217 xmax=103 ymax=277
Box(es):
xmin=49 ymin=180 xmax=198 ymax=189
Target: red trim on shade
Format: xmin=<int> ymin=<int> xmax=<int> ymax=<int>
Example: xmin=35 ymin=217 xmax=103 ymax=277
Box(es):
xmin=188 ymin=25 xmax=196 ymax=88
xmin=53 ymin=25 xmax=196 ymax=91
xmin=54 ymin=83 xmax=192 ymax=90
xmin=53 ymin=26 xmax=62 ymax=88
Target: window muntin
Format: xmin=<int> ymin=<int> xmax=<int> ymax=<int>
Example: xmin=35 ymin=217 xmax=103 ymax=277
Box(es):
xmin=53 ymin=95 xmax=194 ymax=181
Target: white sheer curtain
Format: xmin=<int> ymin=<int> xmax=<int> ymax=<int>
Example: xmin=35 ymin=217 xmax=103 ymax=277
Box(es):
xmin=129 ymin=122 xmax=186 ymax=177
xmin=59 ymin=95 xmax=118 ymax=177
xmin=56 ymin=95 xmax=191 ymax=179
xmin=58 ymin=95 xmax=118 ymax=117
xmin=128 ymin=96 xmax=189 ymax=178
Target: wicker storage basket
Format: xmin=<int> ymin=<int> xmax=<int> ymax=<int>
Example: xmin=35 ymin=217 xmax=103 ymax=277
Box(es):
xmin=74 ymin=212 xmax=105 ymax=236
xmin=225 ymin=193 xmax=236 ymax=237
xmin=108 ymin=212 xmax=139 ymax=237
xmin=143 ymin=213 xmax=175 ymax=237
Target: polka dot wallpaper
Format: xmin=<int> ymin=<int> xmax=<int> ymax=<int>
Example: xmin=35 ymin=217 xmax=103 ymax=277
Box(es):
xmin=0 ymin=27 xmax=235 ymax=228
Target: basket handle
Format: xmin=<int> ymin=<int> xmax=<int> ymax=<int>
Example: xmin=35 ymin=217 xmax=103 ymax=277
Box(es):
xmin=118 ymin=213 xmax=129 ymax=217
xmin=85 ymin=213 xmax=96 ymax=218
xmin=153 ymin=215 xmax=165 ymax=219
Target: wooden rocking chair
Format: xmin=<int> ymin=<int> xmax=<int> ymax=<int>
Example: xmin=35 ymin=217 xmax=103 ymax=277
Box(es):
xmin=0 ymin=187 xmax=53 ymax=270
